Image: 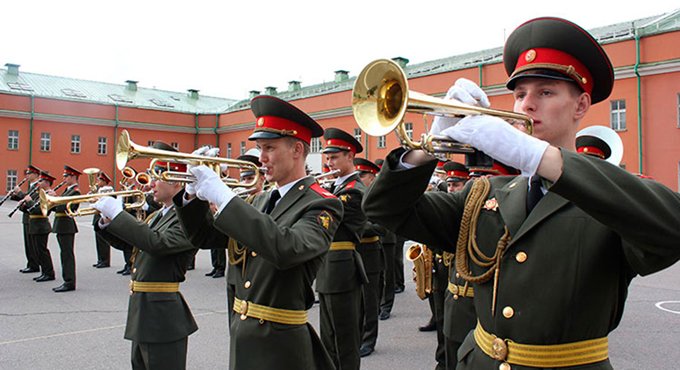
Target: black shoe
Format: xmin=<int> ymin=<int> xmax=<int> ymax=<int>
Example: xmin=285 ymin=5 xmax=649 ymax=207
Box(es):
xmin=187 ymin=265 xmax=195 ymax=271
xmin=20 ymin=267 xmax=40 ymax=273
xmin=379 ymin=310 xmax=391 ymax=321
xmin=418 ymin=322 xmax=436 ymax=332
xmin=116 ymin=267 xmax=127 ymax=274
xmin=212 ymin=271 xmax=225 ymax=278
xmin=394 ymin=286 xmax=405 ymax=294
xmin=92 ymin=262 xmax=100 ymax=267
xmin=35 ymin=275 xmax=56 ymax=282
xmin=205 ymin=269 xmax=216 ymax=277
xmin=120 ymin=267 xmax=131 ymax=276
xmin=359 ymin=346 xmax=374 ymax=357
xmin=96 ymin=262 xmax=110 ymax=268
xmin=33 ymin=274 xmax=44 ymax=281
xmin=53 ymin=283 xmax=75 ymax=292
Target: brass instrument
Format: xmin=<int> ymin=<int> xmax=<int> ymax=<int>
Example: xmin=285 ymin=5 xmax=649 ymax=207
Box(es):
xmin=116 ymin=130 xmax=260 ymax=188
xmin=406 ymin=243 xmax=433 ymax=300
xmin=25 ymin=179 xmax=67 ymax=213
xmin=0 ymin=177 xmax=28 ymax=206
xmin=82 ymin=167 xmax=101 ymax=193
xmin=352 ymin=59 xmax=533 ymax=153
xmin=314 ymin=169 xmax=340 ymax=181
xmin=120 ymin=166 xmax=151 ymax=189
xmin=135 ymin=171 xmax=151 ymax=186
xmin=39 ymin=188 xmax=146 ymax=217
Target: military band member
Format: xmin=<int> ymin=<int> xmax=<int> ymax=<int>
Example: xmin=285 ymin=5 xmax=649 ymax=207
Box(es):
xmin=92 ymin=171 xmax=113 ymax=268
xmin=50 ymin=165 xmax=81 ymax=292
xmin=11 ymin=165 xmax=43 ymax=273
xmin=317 ymin=128 xmax=369 ymax=369
xmin=92 ymin=143 xmax=198 ymax=370
xmin=443 ymin=161 xmax=469 ymax=193
xmin=363 ymin=17 xmax=680 ymax=370
xmin=21 ymin=171 xmax=56 ymax=282
xmin=353 ymin=157 xmax=385 ymax=358
xmin=175 ymin=95 xmax=342 ymax=369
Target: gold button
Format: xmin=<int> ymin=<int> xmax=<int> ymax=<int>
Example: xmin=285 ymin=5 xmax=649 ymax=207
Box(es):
xmin=503 ymin=306 xmax=514 ymax=319
xmin=453 ymin=294 xmax=459 ymax=300
xmin=132 ymin=268 xmax=137 ymax=273
xmin=244 ymin=281 xmax=252 ymax=289
xmin=455 ymin=272 xmax=460 ymax=279
xmin=499 ymin=362 xmax=511 ymax=370
xmin=525 ymin=49 xmax=536 ymax=63
xmin=240 ymin=314 xmax=247 ymax=321
xmin=451 ymin=285 xmax=459 ymax=294
xmin=509 ymin=182 xmax=517 ymax=189
xmin=251 ymin=251 xmax=257 ymax=257
xmin=129 ymin=290 xmax=134 ymax=296
xmin=515 ymin=251 xmax=528 ymax=263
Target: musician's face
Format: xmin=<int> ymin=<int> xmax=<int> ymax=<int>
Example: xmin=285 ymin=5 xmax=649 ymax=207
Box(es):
xmin=27 ymin=172 xmax=38 ymax=181
xmin=256 ymin=138 xmax=299 ymax=185
xmin=512 ymin=78 xmax=589 ymax=149
xmin=447 ymin=181 xmax=465 ymax=193
xmin=151 ymin=178 xmax=180 ymax=205
xmin=325 ymin=151 xmax=354 ymax=176
xmin=359 ymin=172 xmax=375 ymax=187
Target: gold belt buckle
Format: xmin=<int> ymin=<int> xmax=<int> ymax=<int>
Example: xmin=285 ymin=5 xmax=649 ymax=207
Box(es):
xmin=240 ymin=301 xmax=249 ymax=321
xmin=492 ymin=337 xmax=508 ymax=361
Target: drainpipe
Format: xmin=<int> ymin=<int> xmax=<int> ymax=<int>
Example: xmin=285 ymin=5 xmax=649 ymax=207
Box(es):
xmin=194 ymin=114 xmax=199 ymax=149
xmin=214 ymin=113 xmax=220 ymax=147
xmin=478 ymin=64 xmax=483 ymax=87
xmin=112 ymin=105 xmax=119 ymax=184
xmin=634 ymin=29 xmax=643 ymax=174
xmin=28 ymin=95 xmax=35 ymax=164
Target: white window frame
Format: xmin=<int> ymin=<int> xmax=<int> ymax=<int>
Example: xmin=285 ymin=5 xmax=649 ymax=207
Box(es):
xmin=377 ymin=135 xmax=386 ymax=149
xmin=40 ymin=132 xmax=51 ymax=152
xmin=98 ymin=137 xmax=107 ymax=155
xmin=404 ymin=122 xmax=413 ymax=139
xmin=610 ymin=100 xmax=626 ymax=131
xmin=227 ymin=143 xmax=232 ymax=158
xmin=71 ymin=134 xmax=81 ymax=154
xmin=311 ymin=137 xmax=321 ymax=153
xmin=8 ymin=130 xmax=19 ymax=150
xmin=240 ymin=141 xmax=246 ymax=155
xmin=6 ymin=169 xmax=18 ymax=192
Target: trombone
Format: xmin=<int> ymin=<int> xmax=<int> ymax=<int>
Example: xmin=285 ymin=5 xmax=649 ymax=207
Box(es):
xmin=116 ymin=130 xmax=260 ymax=188
xmin=352 ymin=59 xmax=533 ymax=154
xmin=38 ymin=188 xmax=146 ymax=217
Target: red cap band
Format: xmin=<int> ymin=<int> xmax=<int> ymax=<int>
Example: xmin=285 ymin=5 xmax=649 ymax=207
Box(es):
xmin=577 ymin=146 xmax=605 ymax=159
xmin=514 ymin=48 xmax=593 ymax=95
xmin=356 ymin=163 xmax=377 ymax=174
xmin=325 ymin=138 xmax=356 ymax=153
xmin=255 ymin=115 xmax=312 ymax=144
xmin=447 ymin=170 xmax=469 ymax=179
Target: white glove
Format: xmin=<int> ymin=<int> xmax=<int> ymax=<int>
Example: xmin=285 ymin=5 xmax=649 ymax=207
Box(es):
xmin=441 ymin=115 xmax=549 ymax=176
xmin=190 ymin=165 xmax=235 ymax=208
xmin=92 ymin=196 xmax=124 ymax=220
xmin=186 ymin=146 xmax=221 ymax=195
xmin=430 ymin=78 xmax=491 ymax=136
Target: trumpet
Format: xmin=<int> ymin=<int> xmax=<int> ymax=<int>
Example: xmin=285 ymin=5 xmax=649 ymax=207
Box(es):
xmin=120 ymin=166 xmax=152 ymax=188
xmin=116 ymin=130 xmax=260 ymax=188
xmin=314 ymin=169 xmax=340 ymax=181
xmin=0 ymin=177 xmax=28 ymax=206
xmin=352 ymin=59 xmax=533 ymax=154
xmin=39 ymin=188 xmax=146 ymax=217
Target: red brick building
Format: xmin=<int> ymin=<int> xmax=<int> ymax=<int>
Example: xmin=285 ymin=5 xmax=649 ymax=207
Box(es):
xmin=2 ymin=11 xmax=680 ymax=193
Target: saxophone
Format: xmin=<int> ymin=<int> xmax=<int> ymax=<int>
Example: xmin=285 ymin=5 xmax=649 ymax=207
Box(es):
xmin=407 ymin=243 xmax=433 ymax=300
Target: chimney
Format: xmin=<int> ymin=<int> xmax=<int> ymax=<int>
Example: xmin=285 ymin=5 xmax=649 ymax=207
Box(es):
xmin=334 ymin=70 xmax=349 ymax=83
xmin=265 ymin=86 xmax=277 ymax=95
xmin=188 ymin=89 xmax=199 ymax=99
xmin=5 ymin=63 xmax=20 ymax=76
xmin=392 ymin=57 xmax=409 ymax=69
xmin=288 ymin=80 xmax=302 ymax=92
xmin=125 ymin=80 xmax=138 ymax=92
xmin=249 ymin=90 xmax=260 ymax=99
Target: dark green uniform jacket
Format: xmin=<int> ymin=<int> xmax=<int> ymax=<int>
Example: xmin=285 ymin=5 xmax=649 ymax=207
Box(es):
xmin=97 ymin=207 xmax=198 ymax=343
xmin=174 ymin=177 xmax=343 ymax=370
xmin=22 ymin=189 xmax=52 ymax=235
xmin=316 ymin=173 xmax=369 ymax=293
xmin=364 ymin=148 xmax=680 ymax=370
xmin=52 ymin=184 xmax=80 ymax=234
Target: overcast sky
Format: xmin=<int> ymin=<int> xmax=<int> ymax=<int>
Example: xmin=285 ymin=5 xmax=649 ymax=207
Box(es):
xmin=2 ymin=1 xmax=677 ymax=100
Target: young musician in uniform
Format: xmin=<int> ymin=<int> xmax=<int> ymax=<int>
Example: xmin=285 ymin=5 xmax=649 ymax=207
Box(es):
xmin=50 ymin=165 xmax=81 ymax=292
xmin=93 ymin=142 xmax=198 ymax=370
xmin=175 ymin=95 xmax=342 ymax=369
xmin=92 ymin=172 xmax=113 ymax=269
xmin=11 ymin=165 xmax=43 ymax=273
xmin=21 ymin=171 xmax=56 ymax=282
xmin=363 ymin=17 xmax=680 ymax=370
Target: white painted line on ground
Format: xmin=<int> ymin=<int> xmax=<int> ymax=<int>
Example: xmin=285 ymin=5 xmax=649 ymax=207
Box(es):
xmin=655 ymin=301 xmax=680 ymax=315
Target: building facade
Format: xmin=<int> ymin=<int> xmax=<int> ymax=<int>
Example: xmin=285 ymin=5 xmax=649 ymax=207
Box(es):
xmin=2 ymin=11 xmax=680 ymax=193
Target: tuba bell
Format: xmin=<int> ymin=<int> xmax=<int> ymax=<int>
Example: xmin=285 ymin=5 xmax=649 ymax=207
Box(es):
xmin=352 ymin=59 xmax=533 ymax=154
xmin=406 ymin=243 xmax=433 ymax=300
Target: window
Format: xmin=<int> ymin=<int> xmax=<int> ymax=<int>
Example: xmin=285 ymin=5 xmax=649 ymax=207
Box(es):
xmin=311 ymin=137 xmax=321 ymax=153
xmin=6 ymin=170 xmax=18 ymax=192
xmin=353 ymin=128 xmax=362 ymax=143
xmin=98 ymin=137 xmax=107 ymax=155
xmin=8 ymin=130 xmax=19 ymax=150
xmin=377 ymin=135 xmax=386 ymax=149
xmin=71 ymin=135 xmax=81 ymax=153
xmin=404 ymin=122 xmax=413 ymax=139
xmin=171 ymin=142 xmax=179 ymax=150
xmin=227 ymin=143 xmax=232 ymax=158
xmin=40 ymin=132 xmax=51 ymax=152
xmin=610 ymin=100 xmax=626 ymax=131
xmin=240 ymin=141 xmax=246 ymax=155
xmin=147 ymin=140 xmax=155 ymax=146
